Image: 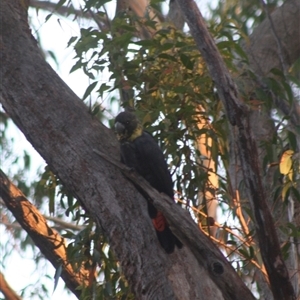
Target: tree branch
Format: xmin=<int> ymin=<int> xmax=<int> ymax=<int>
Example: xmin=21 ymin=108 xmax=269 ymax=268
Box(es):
xmin=259 ymin=0 xmax=288 ymax=73
xmin=175 ymin=0 xmax=295 ymax=299
xmin=0 ymin=272 xmax=22 ymax=300
xmin=93 ymin=149 xmax=256 ymax=300
xmin=244 ymin=0 xmax=300 ymax=127
xmin=29 ymin=0 xmax=109 ymax=30
xmin=0 ymin=169 xmax=90 ymax=298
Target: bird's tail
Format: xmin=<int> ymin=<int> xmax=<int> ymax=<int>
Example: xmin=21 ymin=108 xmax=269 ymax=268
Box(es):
xmin=152 ymin=211 xmax=183 ymax=254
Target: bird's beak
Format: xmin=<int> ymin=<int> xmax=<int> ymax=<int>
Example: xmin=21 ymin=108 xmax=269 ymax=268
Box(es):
xmin=115 ymin=122 xmax=125 ymax=134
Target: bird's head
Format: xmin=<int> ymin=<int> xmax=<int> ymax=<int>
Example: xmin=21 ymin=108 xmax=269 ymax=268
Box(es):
xmin=114 ymin=111 xmax=142 ymax=142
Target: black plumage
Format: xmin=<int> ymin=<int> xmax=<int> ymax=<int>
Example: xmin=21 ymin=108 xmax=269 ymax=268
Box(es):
xmin=115 ymin=111 xmax=182 ymax=253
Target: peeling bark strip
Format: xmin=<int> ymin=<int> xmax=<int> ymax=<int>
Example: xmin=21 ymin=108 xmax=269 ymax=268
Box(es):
xmin=175 ymin=0 xmax=295 ymax=299
xmin=0 ymin=169 xmax=89 ymax=298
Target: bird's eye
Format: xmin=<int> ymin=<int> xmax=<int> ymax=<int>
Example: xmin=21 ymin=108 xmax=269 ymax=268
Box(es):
xmin=125 ymin=121 xmax=130 ymax=125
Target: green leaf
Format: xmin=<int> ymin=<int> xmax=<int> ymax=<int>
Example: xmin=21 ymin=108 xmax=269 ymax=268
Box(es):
xmin=92 ymin=105 xmax=100 ymax=116
xmin=226 ymin=240 xmax=237 ymax=245
xmin=53 ymin=264 xmax=63 ymax=293
xmin=290 ymin=186 xmax=300 ymax=202
xmin=281 ymin=242 xmax=291 ymax=260
xmin=135 ymin=40 xmax=156 ymax=47
xmin=270 ymin=68 xmax=285 ymax=78
xmin=287 ymin=74 xmax=300 ymax=87
xmin=113 ymin=32 xmax=133 ymax=46
xmin=45 ymin=14 xmax=52 ymax=22
xmin=282 ymin=182 xmax=292 ymax=202
xmin=281 ymin=81 xmax=293 ymax=104
xmin=238 ymin=248 xmax=250 ymax=259
xmin=287 ymin=223 xmax=300 ymax=237
xmin=49 ymin=187 xmax=55 ymax=214
xmin=67 ymin=36 xmax=77 ymax=48
xmin=173 ymin=86 xmax=188 ymax=93
xmin=47 ymin=50 xmax=58 ymax=66
xmin=264 ymin=77 xmax=282 ymax=95
xmin=82 ymin=82 xmax=97 ymax=100
xmin=160 ymin=43 xmax=174 ymax=51
xmin=287 ymin=131 xmax=297 ymax=151
xmin=97 ymin=83 xmax=111 ymax=98
xmin=70 ymin=60 xmax=83 ymax=73
xmin=23 ymin=151 xmax=30 ymax=169
xmin=249 ymin=246 xmax=254 ymax=258
xmin=217 ymin=40 xmax=232 ymax=50
xmin=255 ymin=87 xmax=269 ymax=102
xmin=232 ymin=42 xmax=248 ymax=61
xmin=158 ymin=53 xmax=177 ymax=62
xmin=180 ymin=53 xmax=194 ymax=70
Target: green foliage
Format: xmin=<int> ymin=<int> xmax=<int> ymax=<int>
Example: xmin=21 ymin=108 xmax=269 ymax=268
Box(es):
xmin=208 ymin=0 xmax=284 ymax=36
xmin=65 ymin=222 xmax=133 ymax=299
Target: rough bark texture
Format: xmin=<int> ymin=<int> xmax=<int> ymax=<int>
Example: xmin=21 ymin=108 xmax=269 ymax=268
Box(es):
xmin=175 ymin=0 xmax=297 ymax=299
xmin=0 ymin=169 xmax=91 ymax=298
xmin=0 ymin=0 xmax=255 ymax=299
xmin=246 ymin=0 xmax=300 ymax=77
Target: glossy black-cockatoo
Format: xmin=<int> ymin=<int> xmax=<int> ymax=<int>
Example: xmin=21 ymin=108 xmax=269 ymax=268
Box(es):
xmin=114 ymin=111 xmax=182 ymax=253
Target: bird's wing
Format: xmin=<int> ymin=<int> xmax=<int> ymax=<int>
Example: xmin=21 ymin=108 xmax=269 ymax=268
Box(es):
xmin=133 ymin=132 xmax=174 ymax=199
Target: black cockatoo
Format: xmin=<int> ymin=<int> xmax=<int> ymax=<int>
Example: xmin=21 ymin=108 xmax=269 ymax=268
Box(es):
xmin=114 ymin=111 xmax=182 ymax=253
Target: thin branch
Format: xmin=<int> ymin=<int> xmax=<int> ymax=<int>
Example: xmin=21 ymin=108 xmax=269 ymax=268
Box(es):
xmin=29 ymin=0 xmax=109 ymax=29
xmin=207 ymin=231 xmax=268 ymax=280
xmin=179 ymin=198 xmax=253 ymax=248
xmin=45 ymin=215 xmax=85 ymax=231
xmin=259 ymin=0 xmax=288 ymax=74
xmin=233 ymin=190 xmax=250 ymax=237
xmin=176 ymin=196 xmax=270 ymax=282
xmin=85 ymin=6 xmax=107 ymax=32
xmin=1 ymin=198 xmax=85 ymax=231
xmin=0 ymin=272 xmax=22 ymax=300
xmin=0 ymin=169 xmax=90 ymax=298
